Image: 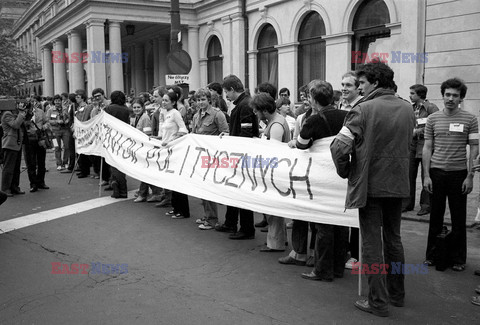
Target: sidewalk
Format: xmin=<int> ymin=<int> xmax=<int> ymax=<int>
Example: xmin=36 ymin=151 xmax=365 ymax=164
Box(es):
xmin=402 ymin=173 xmax=480 ymax=227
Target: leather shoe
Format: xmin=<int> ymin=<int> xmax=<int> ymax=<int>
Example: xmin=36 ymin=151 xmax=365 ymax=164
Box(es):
xmin=260 ymin=247 xmax=285 ymax=252
xmin=111 ymin=194 xmax=128 ymax=199
xmin=104 ymin=186 xmax=113 ymax=191
xmin=401 ymin=208 xmax=412 ymax=213
xmin=38 ymin=184 xmax=49 ymax=190
xmin=30 ymin=186 xmax=38 ymax=193
xmin=278 ymin=256 xmax=306 ymax=266
xmin=77 ymin=174 xmax=89 ymax=179
xmin=3 ymin=190 xmax=13 ymax=197
xmin=12 ymin=189 xmax=25 ymax=194
xmin=215 ymin=223 xmax=237 ymax=233
xmin=301 ymin=271 xmax=332 ymax=282
xmin=229 ymin=232 xmax=254 ymax=240
xmin=417 ymin=208 xmax=430 ymax=216
xmin=354 ymin=299 xmax=389 ymax=317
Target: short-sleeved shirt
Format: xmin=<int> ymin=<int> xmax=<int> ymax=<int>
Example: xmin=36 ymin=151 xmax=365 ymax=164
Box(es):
xmin=161 ymin=108 xmax=188 ymax=143
xmin=192 ymin=106 xmax=229 ymax=136
xmin=424 ymin=109 xmax=479 ymax=171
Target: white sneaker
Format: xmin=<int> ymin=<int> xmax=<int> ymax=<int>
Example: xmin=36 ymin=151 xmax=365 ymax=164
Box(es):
xmin=198 ymin=222 xmax=214 ymax=230
xmin=56 ymin=166 xmax=63 ymax=171
xmin=345 ymin=257 xmax=358 ymax=270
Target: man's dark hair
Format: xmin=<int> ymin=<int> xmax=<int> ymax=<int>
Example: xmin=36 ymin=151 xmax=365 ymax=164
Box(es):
xmin=53 ymin=94 xmax=62 ymax=101
xmin=92 ymin=88 xmax=105 ymax=97
xmin=75 ymin=89 xmax=87 ymax=101
xmin=110 ymin=90 xmax=126 ymax=105
xmin=61 ymin=92 xmax=69 ymax=98
xmin=308 ymin=80 xmax=334 ymax=107
xmin=279 ymin=87 xmax=290 ymax=96
xmin=251 ymin=93 xmax=276 ymax=114
xmin=355 ymin=59 xmax=395 ymax=90
xmin=222 ymin=74 xmax=244 ymax=92
xmin=410 ymin=84 xmax=428 ymax=100
xmin=257 ymin=82 xmax=277 ymax=99
xmin=207 ymin=82 xmax=223 ymax=95
xmin=68 ymin=93 xmax=77 ymax=102
xmin=440 ymin=78 xmax=468 ymax=99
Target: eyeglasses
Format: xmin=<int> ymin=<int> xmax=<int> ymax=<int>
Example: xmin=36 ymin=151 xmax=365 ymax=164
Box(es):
xmin=93 ymin=94 xmax=102 ymax=99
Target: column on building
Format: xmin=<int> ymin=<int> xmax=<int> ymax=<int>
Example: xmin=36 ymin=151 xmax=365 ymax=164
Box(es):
xmin=144 ymin=42 xmax=151 ymax=91
xmin=109 ymin=20 xmax=124 ymax=93
xmin=153 ymin=38 xmax=160 ymax=87
xmin=229 ymin=13 xmax=245 ymax=81
xmin=323 ymin=33 xmax=352 ymax=86
xmin=42 ymin=46 xmax=54 ymax=97
xmin=158 ymin=39 xmax=169 ymax=86
xmin=85 ymin=19 xmax=107 ymax=96
xmin=221 ymin=17 xmax=232 ymax=76
xmin=134 ymin=43 xmax=145 ymax=93
xmin=199 ymin=58 xmax=208 ymax=87
xmin=276 ymin=42 xmax=298 ymax=103
xmin=247 ymin=50 xmax=257 ymax=92
xmin=52 ymin=38 xmax=68 ymax=94
xmin=68 ymin=30 xmax=84 ymax=92
xmin=187 ymin=25 xmax=200 ymax=90
xmin=129 ymin=45 xmax=136 ymax=95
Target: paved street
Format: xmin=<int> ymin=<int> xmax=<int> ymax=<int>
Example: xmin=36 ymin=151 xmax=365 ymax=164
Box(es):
xmin=1 ymin=152 xmax=480 ymax=324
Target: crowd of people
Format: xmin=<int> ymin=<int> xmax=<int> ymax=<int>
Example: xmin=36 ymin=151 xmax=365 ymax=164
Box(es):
xmin=2 ymin=60 xmax=480 ymax=316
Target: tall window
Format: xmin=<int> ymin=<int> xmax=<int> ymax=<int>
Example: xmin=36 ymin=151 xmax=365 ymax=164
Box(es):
xmin=207 ymin=36 xmax=223 ymax=84
xmin=298 ymin=12 xmax=326 ymax=96
xmin=257 ymin=24 xmax=278 ymax=90
xmin=351 ymin=0 xmax=390 ymax=70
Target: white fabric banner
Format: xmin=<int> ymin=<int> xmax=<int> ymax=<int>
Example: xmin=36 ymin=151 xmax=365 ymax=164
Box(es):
xmin=74 ymin=111 xmax=358 ymax=227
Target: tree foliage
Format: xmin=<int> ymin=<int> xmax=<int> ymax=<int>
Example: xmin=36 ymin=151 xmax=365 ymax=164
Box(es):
xmin=0 ymin=31 xmax=41 ymax=96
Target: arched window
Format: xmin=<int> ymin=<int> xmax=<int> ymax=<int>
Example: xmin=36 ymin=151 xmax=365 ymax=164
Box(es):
xmin=257 ymin=24 xmax=278 ymax=90
xmin=351 ymin=0 xmax=390 ymax=69
xmin=207 ymin=36 xmax=223 ymax=84
xmin=298 ymin=12 xmax=326 ymax=97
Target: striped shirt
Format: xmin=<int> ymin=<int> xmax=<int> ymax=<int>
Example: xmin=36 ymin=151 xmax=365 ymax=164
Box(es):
xmin=424 ymin=110 xmax=479 ymax=171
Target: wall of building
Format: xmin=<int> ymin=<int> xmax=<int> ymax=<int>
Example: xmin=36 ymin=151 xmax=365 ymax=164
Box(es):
xmin=424 ymin=0 xmax=480 ymax=114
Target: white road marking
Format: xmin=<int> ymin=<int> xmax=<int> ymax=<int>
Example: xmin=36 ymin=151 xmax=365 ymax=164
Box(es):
xmin=0 ymin=191 xmax=135 ymax=234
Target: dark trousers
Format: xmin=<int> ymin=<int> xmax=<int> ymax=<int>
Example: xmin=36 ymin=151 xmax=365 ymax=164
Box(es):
xmin=90 ymin=156 xmax=110 ymax=182
xmin=172 ymin=191 xmax=190 ymax=218
xmin=359 ymin=197 xmax=405 ymax=312
xmin=78 ymin=154 xmax=91 ymax=175
xmin=24 ymin=141 xmax=46 ymax=187
xmin=224 ymin=205 xmax=255 ymax=235
xmin=68 ymin=130 xmax=76 ymax=170
xmin=349 ymin=227 xmax=359 ymax=260
xmin=110 ymin=166 xmax=127 ymax=196
xmin=426 ymin=168 xmax=467 ymax=265
xmin=292 ymin=220 xmax=317 ymax=255
xmin=314 ymin=223 xmax=349 ymax=280
xmin=404 ymin=156 xmax=430 ymax=211
xmin=1 ymin=148 xmax=22 ymax=191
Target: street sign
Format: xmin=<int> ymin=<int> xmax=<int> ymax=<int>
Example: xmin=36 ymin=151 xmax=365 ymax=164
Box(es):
xmin=167 ymin=49 xmax=192 ymax=74
xmin=166 ymin=74 xmax=190 ymax=85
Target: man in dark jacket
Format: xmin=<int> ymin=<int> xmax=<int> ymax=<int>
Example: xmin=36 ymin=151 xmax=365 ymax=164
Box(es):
xmin=331 ymin=61 xmax=415 ymax=317
xmin=105 ymin=91 xmax=130 ymax=198
xmin=215 ymin=74 xmax=259 ymax=240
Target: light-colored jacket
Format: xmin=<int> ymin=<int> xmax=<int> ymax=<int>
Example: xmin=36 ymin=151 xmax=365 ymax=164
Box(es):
xmin=1 ymin=111 xmax=25 ymax=151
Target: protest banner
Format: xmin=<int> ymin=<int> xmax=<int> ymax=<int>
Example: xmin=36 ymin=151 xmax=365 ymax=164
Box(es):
xmin=75 ymin=111 xmax=358 ymax=228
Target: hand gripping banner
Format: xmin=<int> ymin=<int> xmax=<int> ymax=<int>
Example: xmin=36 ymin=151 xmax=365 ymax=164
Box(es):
xmin=74 ymin=111 xmax=358 ymax=227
